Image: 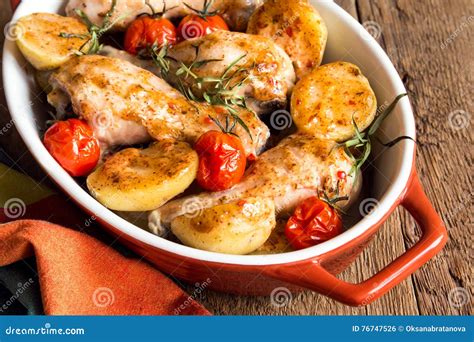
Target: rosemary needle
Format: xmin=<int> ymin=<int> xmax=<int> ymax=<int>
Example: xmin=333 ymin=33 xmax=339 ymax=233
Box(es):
xmin=339 ymin=93 xmax=415 ymax=174
xmin=59 ymin=0 xmax=125 ymax=55
xmin=156 ymin=45 xmax=254 ymax=140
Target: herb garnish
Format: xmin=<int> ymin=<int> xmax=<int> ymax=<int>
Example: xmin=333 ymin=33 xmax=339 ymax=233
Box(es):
xmin=59 ymin=0 xmax=125 ymax=55
xmin=339 ymin=93 xmax=415 ymax=174
xmin=319 ymin=180 xmax=350 ymax=214
xmin=147 ymin=44 xmax=173 ymax=78
xmin=157 ymin=44 xmax=253 ymax=140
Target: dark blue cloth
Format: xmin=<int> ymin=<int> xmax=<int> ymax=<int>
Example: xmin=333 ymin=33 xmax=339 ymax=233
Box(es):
xmin=0 ymin=258 xmax=43 ymax=315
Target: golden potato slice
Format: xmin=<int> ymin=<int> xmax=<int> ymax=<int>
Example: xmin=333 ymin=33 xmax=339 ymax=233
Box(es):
xmin=87 ymin=141 xmax=198 ymax=212
xmin=15 ymin=13 xmax=89 ymax=70
xmin=247 ymin=0 xmax=328 ymax=79
xmin=171 ymin=198 xmax=276 ymax=255
xmin=251 ymin=219 xmax=293 ymax=255
xmin=291 ymin=62 xmax=377 ymax=142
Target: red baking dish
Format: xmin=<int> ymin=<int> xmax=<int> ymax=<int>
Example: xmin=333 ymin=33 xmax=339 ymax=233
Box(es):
xmin=4 ymin=0 xmax=447 ymax=306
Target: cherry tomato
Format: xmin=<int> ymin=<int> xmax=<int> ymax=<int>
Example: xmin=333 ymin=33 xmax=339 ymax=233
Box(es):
xmin=44 ymin=119 xmax=100 ymax=177
xmin=195 ymin=131 xmax=246 ymax=192
xmin=337 ymin=170 xmax=347 ymax=180
xmin=124 ymin=16 xmax=177 ymax=55
xmin=285 ymin=197 xmax=343 ymax=250
xmin=177 ymin=14 xmax=229 ymax=41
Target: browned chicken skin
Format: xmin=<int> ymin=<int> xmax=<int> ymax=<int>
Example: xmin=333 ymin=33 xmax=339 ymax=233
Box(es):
xmin=165 ymin=31 xmax=296 ymax=116
xmin=47 ymin=55 xmax=270 ymax=157
xmin=100 ymin=33 xmax=296 ymax=117
xmin=66 ymin=0 xmax=263 ymax=32
xmin=149 ymin=62 xmax=378 ymax=238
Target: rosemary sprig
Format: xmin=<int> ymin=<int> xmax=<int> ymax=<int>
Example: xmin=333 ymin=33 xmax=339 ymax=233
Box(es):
xmin=170 ymin=46 xmax=253 ymax=140
xmin=321 ymin=193 xmax=349 ymax=208
xmin=147 ymin=44 xmax=173 ymax=78
xmin=175 ymin=45 xmax=222 ymax=81
xmin=59 ymin=0 xmax=124 ymax=55
xmin=176 ymin=59 xmax=223 ymax=81
xmin=339 ymin=93 xmax=415 ymax=174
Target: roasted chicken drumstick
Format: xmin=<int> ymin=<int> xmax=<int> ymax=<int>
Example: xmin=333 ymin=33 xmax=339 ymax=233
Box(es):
xmin=47 ymin=55 xmax=270 ymax=157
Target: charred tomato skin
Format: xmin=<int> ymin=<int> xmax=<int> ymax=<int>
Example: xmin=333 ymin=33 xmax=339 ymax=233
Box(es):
xmin=124 ymin=16 xmax=177 ymax=55
xmin=43 ymin=119 xmax=100 ymax=177
xmin=195 ymin=131 xmax=246 ymax=192
xmin=285 ymin=197 xmax=343 ymax=250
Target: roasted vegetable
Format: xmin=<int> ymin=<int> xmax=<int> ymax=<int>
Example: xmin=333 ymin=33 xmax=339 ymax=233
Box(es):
xmin=171 ymin=198 xmax=276 ymax=254
xmin=247 ymin=0 xmax=328 ymax=79
xmin=87 ymin=141 xmax=198 ymax=212
xmin=291 ymin=62 xmax=377 ymax=142
xmin=15 ymin=13 xmax=89 ymax=70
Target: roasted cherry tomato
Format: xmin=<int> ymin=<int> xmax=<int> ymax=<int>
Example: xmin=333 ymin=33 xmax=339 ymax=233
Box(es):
xmin=177 ymin=0 xmax=228 ymax=41
xmin=285 ymin=197 xmax=343 ymax=250
xmin=124 ymin=15 xmax=177 ymax=55
xmin=195 ymin=131 xmax=246 ymax=192
xmin=44 ymin=119 xmax=100 ymax=177
xmin=177 ymin=15 xmax=228 ymax=40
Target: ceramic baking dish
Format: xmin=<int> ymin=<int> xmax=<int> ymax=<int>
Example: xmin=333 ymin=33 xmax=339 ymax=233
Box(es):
xmin=3 ymin=0 xmax=447 ymax=305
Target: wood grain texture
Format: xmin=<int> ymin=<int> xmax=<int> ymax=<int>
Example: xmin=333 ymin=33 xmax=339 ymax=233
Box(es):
xmin=0 ymin=0 xmax=471 ymax=315
xmin=355 ymin=0 xmax=473 ymax=316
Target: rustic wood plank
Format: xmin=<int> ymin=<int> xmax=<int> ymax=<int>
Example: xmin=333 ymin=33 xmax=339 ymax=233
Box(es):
xmin=356 ymin=0 xmax=473 ymax=315
xmin=0 ymin=0 xmax=471 ymax=316
xmin=348 ymin=0 xmax=421 ymax=316
xmin=335 ymin=0 xmax=359 ymax=19
xmin=192 ymin=0 xmax=421 ymax=316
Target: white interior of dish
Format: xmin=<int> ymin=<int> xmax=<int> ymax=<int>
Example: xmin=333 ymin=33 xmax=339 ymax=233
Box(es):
xmin=3 ymin=0 xmax=416 ymax=265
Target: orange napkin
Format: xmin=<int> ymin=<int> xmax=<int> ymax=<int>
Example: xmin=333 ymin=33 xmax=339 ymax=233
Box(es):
xmin=0 ymin=164 xmax=210 ymax=315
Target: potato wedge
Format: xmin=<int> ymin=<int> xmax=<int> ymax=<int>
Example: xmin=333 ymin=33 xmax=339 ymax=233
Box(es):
xmin=87 ymin=141 xmax=198 ymax=212
xmin=171 ymin=198 xmax=276 ymax=255
xmin=15 ymin=13 xmax=89 ymax=70
xmin=247 ymin=0 xmax=328 ymax=80
xmin=291 ymin=62 xmax=377 ymax=142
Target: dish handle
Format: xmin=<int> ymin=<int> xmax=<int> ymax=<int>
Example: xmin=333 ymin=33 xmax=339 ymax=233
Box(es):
xmin=265 ymin=170 xmax=448 ymax=306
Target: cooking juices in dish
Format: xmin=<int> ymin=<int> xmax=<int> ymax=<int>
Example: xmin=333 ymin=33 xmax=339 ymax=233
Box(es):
xmin=13 ymin=0 xmax=410 ymax=255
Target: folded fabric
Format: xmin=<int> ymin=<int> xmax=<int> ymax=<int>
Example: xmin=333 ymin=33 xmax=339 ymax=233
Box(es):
xmin=0 ymin=163 xmax=210 ymax=315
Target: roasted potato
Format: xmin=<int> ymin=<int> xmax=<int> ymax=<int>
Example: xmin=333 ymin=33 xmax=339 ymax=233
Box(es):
xmin=171 ymin=198 xmax=276 ymax=255
xmin=87 ymin=141 xmax=198 ymax=212
xmin=291 ymin=62 xmax=377 ymax=142
xmin=251 ymin=219 xmax=293 ymax=255
xmin=247 ymin=0 xmax=328 ymax=80
xmin=15 ymin=13 xmax=89 ymax=70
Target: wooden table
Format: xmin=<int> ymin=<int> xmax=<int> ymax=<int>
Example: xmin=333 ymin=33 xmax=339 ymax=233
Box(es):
xmin=0 ymin=0 xmax=472 ymax=315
